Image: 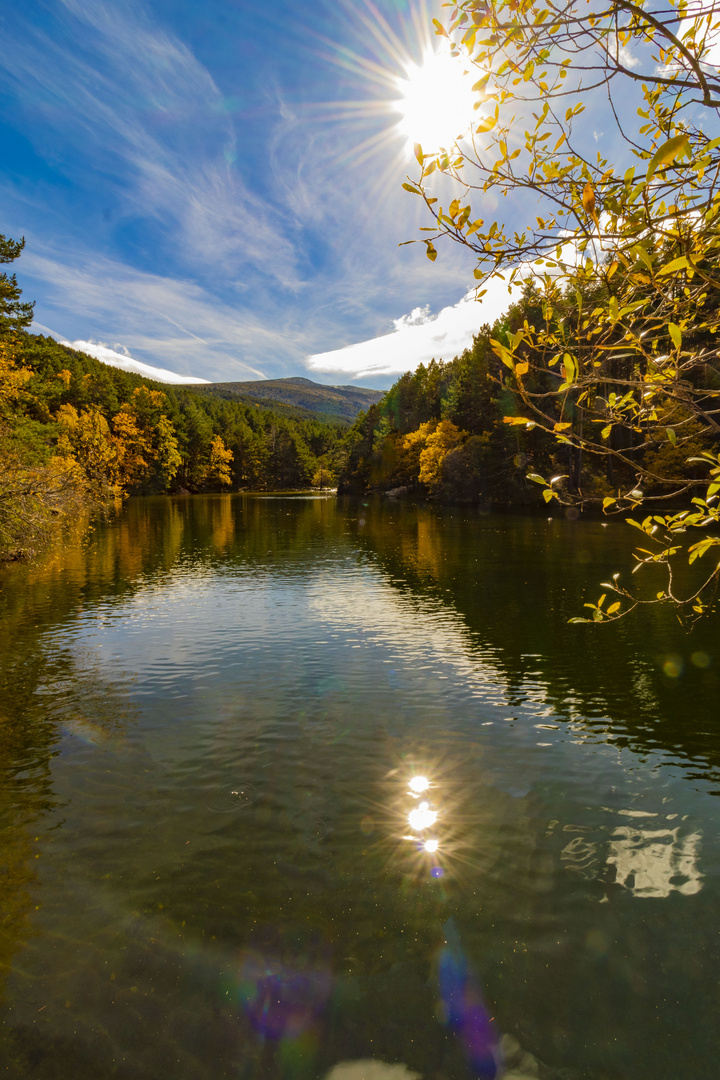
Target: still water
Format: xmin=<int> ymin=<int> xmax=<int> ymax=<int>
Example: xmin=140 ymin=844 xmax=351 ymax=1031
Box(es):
xmin=0 ymin=494 xmax=718 ymax=1080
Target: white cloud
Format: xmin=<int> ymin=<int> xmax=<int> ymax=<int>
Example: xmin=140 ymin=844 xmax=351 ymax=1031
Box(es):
xmin=305 ymin=277 xmax=521 ymax=381
xmin=618 ymin=45 xmax=640 ymax=70
xmin=393 ymin=305 xmax=433 ymax=329
xmin=59 ymin=338 xmax=209 ymax=385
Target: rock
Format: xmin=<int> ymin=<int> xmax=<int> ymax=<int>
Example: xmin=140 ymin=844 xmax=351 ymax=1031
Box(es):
xmin=385 ymin=486 xmax=409 ymax=498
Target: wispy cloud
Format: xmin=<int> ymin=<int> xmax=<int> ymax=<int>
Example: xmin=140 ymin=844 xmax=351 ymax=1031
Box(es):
xmin=0 ymin=0 xmax=302 ymax=288
xmin=0 ymin=0 xmax=482 ymax=387
xmin=21 ymin=243 xmax=301 ymax=381
xmin=306 ymin=278 xmax=520 ymax=381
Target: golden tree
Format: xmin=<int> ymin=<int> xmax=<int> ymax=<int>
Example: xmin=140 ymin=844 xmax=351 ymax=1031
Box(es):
xmin=207 ymin=434 xmax=234 ymax=487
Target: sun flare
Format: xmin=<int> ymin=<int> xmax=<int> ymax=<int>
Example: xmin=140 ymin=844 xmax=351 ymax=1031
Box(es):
xmin=393 ymin=47 xmax=478 ymax=153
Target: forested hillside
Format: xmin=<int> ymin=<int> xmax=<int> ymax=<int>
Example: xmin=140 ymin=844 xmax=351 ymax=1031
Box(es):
xmin=339 ymin=282 xmax=716 ymax=507
xmin=0 ymin=235 xmax=349 ymax=559
xmin=15 ymin=333 xmax=347 ymax=490
xmin=193 ymin=376 xmax=383 ymax=421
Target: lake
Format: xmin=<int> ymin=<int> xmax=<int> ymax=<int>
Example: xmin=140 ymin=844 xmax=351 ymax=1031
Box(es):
xmin=0 ymin=493 xmax=718 ymax=1080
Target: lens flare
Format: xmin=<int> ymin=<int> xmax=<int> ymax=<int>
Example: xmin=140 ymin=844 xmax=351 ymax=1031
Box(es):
xmin=408 ymin=801 xmax=437 ymax=830
xmin=438 ymin=917 xmax=498 ymax=1079
xmin=424 ymin=838 xmax=439 ymax=853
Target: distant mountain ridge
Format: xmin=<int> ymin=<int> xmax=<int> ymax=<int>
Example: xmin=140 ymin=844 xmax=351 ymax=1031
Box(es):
xmin=190 ymin=376 xmax=383 ymax=421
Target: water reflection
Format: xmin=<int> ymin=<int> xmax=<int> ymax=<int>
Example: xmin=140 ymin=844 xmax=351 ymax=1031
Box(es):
xmin=608 ymin=824 xmax=702 ymax=897
xmin=0 ymin=494 xmax=718 ymax=1079
xmin=342 ymin=497 xmax=720 ymax=782
xmin=324 ymin=1062 xmax=420 ymax=1080
xmin=559 ymin=811 xmax=703 ymax=898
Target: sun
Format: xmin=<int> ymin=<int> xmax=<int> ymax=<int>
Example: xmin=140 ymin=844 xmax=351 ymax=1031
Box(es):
xmin=393 ymin=46 xmax=478 ymax=153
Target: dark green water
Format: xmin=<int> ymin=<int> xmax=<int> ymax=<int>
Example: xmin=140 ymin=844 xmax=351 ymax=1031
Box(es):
xmin=0 ymin=494 xmax=718 ymax=1080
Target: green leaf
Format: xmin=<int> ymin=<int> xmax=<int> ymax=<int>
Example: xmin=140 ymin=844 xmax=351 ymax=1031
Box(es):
xmin=667 ymin=428 xmax=677 ymax=445
xmin=424 ymin=241 xmax=437 ymax=261
xmin=646 ymin=133 xmax=690 ymax=182
xmin=527 ymin=473 xmax=548 ymax=485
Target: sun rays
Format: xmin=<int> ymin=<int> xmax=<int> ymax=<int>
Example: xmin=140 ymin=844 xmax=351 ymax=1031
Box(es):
xmin=303 ymin=0 xmax=485 ymax=187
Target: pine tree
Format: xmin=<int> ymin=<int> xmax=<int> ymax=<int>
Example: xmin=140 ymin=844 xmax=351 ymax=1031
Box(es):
xmin=0 ymin=235 xmax=35 ymax=335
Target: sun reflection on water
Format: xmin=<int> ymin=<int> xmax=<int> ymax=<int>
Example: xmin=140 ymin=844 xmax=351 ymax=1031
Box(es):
xmin=408 ymin=801 xmax=437 ymax=831
xmin=395 ymin=768 xmax=497 ymax=1075
xmin=400 ymin=772 xmax=448 ymax=881
xmin=408 ymin=775 xmax=430 ymax=794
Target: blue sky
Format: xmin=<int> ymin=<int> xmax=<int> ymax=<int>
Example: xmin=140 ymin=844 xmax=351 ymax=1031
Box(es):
xmin=1 ymin=0 xmax=662 ymax=389
xmin=1 ymin=0 xmax=506 ymax=388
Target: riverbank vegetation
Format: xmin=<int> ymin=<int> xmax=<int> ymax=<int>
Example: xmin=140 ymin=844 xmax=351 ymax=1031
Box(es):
xmin=0 ymin=238 xmax=348 ymax=560
xmin=339 ymin=279 xmax=718 ymax=506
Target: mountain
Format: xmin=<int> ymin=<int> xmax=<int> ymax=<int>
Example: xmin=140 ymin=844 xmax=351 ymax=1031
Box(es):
xmin=190 ymin=376 xmax=383 ymax=420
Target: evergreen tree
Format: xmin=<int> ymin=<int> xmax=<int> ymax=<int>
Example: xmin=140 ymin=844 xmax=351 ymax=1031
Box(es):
xmin=0 ymin=235 xmax=35 ymax=335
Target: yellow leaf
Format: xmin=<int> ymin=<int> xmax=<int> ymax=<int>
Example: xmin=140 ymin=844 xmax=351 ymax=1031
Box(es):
xmin=554 ymin=421 xmax=572 ymax=431
xmin=515 ymin=361 xmax=529 ymax=377
xmin=646 ymin=133 xmax=690 ymax=182
xmin=657 ymin=255 xmax=690 ymax=276
xmin=490 ymin=338 xmax=515 ymax=369
xmin=581 ymin=183 xmax=595 ymax=216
